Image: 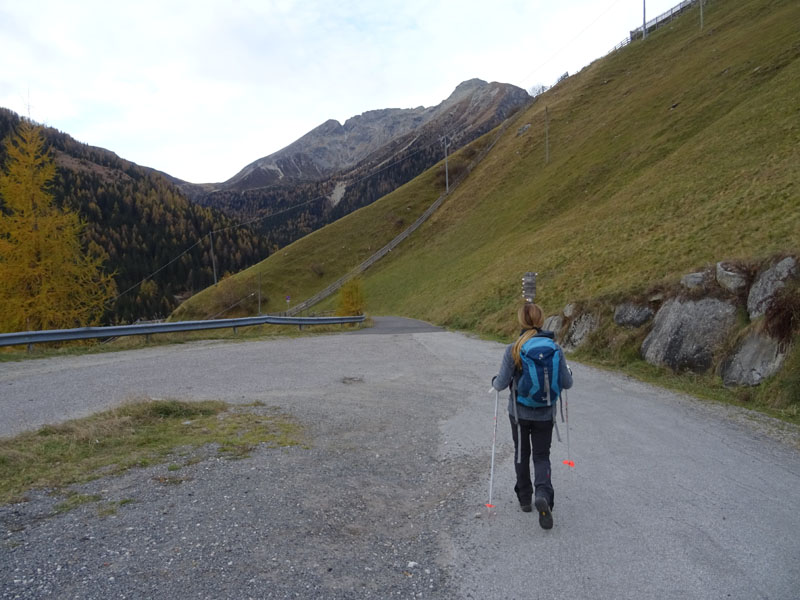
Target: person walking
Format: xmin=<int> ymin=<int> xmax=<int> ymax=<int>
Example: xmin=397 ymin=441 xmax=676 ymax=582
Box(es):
xmin=491 ymin=302 xmax=573 ymax=529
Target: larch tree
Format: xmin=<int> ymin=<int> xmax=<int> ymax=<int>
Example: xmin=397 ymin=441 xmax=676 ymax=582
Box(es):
xmin=0 ymin=120 xmax=116 ymax=332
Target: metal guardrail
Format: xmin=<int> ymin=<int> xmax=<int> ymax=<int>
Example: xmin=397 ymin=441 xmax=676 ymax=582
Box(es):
xmin=0 ymin=314 xmax=366 ymax=348
xmin=608 ymin=0 xmax=701 ymax=56
xmin=630 ymin=0 xmax=697 ymax=39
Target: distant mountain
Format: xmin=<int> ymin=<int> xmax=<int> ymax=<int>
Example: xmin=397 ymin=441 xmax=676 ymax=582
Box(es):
xmin=179 ymin=79 xmax=531 ymax=251
xmin=0 ymin=79 xmax=529 ymax=323
xmin=0 ymin=108 xmax=269 ymax=324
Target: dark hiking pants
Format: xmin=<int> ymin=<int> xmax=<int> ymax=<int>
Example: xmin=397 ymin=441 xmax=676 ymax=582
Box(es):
xmin=509 ymin=415 xmax=554 ymax=508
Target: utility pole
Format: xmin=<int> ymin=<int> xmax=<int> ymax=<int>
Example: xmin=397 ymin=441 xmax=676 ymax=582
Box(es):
xmin=643 ymin=0 xmax=647 ymax=39
xmin=700 ymin=0 xmax=704 ymax=31
xmin=441 ymin=135 xmax=450 ymax=193
xmin=209 ymin=230 xmax=218 ymax=285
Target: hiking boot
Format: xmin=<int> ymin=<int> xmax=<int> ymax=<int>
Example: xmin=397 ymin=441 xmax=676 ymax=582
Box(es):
xmin=534 ymin=496 xmax=553 ymax=529
xmin=520 ymin=503 xmax=532 ymax=513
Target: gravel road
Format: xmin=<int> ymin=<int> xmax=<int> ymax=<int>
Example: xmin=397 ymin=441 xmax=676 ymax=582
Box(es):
xmin=1 ymin=317 xmax=799 ymax=599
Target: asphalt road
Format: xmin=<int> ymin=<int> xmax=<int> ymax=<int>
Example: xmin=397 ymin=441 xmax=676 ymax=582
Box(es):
xmin=1 ymin=317 xmax=799 ymax=599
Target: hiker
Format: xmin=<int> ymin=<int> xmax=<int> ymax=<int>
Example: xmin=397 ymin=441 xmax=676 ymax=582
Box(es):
xmin=491 ymin=302 xmax=573 ymax=529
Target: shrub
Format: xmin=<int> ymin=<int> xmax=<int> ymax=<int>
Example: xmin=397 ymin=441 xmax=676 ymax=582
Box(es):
xmin=336 ymin=278 xmax=365 ymax=316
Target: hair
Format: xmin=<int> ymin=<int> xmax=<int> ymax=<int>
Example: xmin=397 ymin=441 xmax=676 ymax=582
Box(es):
xmin=512 ymin=303 xmax=545 ymax=369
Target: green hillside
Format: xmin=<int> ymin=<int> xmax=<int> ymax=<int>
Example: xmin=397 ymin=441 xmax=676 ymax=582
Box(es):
xmin=174 ymin=0 xmax=799 ymax=406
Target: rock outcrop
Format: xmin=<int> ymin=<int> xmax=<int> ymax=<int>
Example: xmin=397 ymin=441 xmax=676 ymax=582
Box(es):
xmin=715 ymin=262 xmax=748 ymax=294
xmin=720 ymin=332 xmax=786 ymax=387
xmin=747 ymin=257 xmax=798 ymax=319
xmin=563 ymin=312 xmax=598 ymax=351
xmin=681 ymin=271 xmax=708 ymax=290
xmin=641 ymin=298 xmax=737 ymax=373
xmin=547 ymin=254 xmax=797 ymax=388
xmin=543 ymin=315 xmax=564 ymax=335
xmin=614 ymin=303 xmax=654 ymax=328
xmin=217 ymin=79 xmax=531 ymax=192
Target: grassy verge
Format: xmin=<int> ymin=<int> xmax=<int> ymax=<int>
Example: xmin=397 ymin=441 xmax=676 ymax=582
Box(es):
xmin=0 ymin=398 xmax=305 ymax=505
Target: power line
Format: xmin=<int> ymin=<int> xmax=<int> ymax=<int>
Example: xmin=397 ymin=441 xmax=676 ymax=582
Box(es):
xmin=110 ymin=239 xmax=203 ymax=303
xmin=519 ymin=0 xmax=626 ymax=90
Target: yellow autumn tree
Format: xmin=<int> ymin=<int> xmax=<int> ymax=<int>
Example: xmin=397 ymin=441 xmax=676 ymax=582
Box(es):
xmin=0 ymin=120 xmax=116 ymax=332
xmin=336 ymin=277 xmax=365 ymax=316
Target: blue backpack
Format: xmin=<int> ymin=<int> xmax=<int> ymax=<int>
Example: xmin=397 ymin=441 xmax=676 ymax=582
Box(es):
xmin=516 ymin=334 xmax=562 ymax=407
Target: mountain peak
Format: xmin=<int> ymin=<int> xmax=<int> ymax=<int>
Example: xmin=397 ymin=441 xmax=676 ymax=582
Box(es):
xmin=446 ymin=79 xmax=489 ymax=101
xmin=218 ymin=78 xmax=528 ymax=192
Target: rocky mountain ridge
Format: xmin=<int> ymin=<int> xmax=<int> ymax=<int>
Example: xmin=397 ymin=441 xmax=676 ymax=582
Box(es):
xmin=183 ymin=79 xmax=523 ymax=194
xmin=181 ymin=79 xmax=531 ymax=252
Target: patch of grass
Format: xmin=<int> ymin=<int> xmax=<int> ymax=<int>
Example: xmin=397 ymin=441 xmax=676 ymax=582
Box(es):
xmin=54 ymin=492 xmax=102 ymax=514
xmin=97 ymin=497 xmax=137 ymax=518
xmin=97 ymin=502 xmax=119 ymax=518
xmin=0 ymin=398 xmax=305 ymax=505
xmin=752 ymin=336 xmax=800 ymax=411
xmin=153 ymin=475 xmax=192 ymax=485
xmin=171 ymin=167 xmax=442 ymax=321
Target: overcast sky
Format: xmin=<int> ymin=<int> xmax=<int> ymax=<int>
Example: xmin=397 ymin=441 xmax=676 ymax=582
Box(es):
xmin=1 ymin=0 xmax=684 ymax=184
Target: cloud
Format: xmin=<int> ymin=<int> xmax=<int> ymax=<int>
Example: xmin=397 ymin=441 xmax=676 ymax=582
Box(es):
xmin=0 ymin=0 xmax=684 ymax=182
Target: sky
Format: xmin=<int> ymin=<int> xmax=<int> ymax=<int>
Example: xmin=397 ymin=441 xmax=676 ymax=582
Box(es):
xmin=1 ymin=0 xmax=684 ymax=184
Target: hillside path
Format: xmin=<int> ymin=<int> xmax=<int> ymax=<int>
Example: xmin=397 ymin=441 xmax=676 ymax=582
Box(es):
xmin=1 ymin=318 xmax=799 ymax=599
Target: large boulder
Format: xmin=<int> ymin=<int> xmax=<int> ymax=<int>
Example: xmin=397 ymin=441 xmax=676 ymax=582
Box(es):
xmin=747 ymin=257 xmax=798 ymax=319
xmin=681 ymin=271 xmax=708 ymax=290
xmin=641 ymin=298 xmax=738 ymax=373
xmin=563 ymin=312 xmax=597 ymax=351
xmin=614 ymin=303 xmax=654 ymax=328
xmin=543 ymin=315 xmax=564 ymax=337
xmin=720 ymin=332 xmax=786 ymax=387
xmin=716 ymin=262 xmax=748 ymax=294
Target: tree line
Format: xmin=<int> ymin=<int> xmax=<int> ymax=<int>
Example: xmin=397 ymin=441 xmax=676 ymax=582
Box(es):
xmin=0 ymin=109 xmax=269 ymax=328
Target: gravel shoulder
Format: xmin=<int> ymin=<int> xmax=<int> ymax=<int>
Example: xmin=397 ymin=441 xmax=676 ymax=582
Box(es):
xmin=2 ymin=321 xmax=799 ymax=599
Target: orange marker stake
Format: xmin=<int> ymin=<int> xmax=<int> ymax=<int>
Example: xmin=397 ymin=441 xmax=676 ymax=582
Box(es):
xmin=563 ymin=460 xmax=575 ymax=467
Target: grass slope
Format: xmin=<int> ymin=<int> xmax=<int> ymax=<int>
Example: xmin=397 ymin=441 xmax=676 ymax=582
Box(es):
xmin=175 ymin=0 xmax=799 ymax=410
xmin=361 ymin=0 xmax=799 ymax=333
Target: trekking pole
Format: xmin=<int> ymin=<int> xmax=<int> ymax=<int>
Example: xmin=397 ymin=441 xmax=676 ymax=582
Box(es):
xmin=562 ymin=388 xmax=575 ymax=468
xmin=486 ymin=387 xmax=500 ymax=512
